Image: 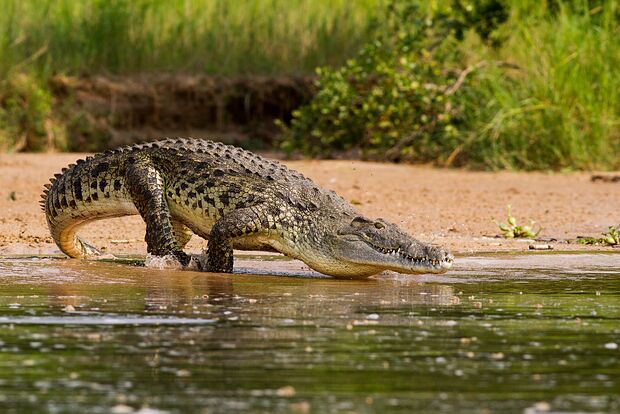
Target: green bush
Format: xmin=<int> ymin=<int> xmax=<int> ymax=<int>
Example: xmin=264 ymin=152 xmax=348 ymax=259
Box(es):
xmin=280 ymin=2 xmax=468 ymax=161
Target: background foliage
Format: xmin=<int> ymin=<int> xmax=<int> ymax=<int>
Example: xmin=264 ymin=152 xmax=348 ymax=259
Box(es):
xmin=281 ymin=0 xmax=620 ymax=169
xmin=0 ymin=0 xmax=381 ymax=151
xmin=1 ymin=0 xmax=619 ymax=170
xmin=0 ymin=0 xmax=379 ymax=77
xmin=280 ymin=2 xmax=464 ymax=162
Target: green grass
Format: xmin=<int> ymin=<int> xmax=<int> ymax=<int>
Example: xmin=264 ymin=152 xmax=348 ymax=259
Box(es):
xmin=456 ymin=1 xmax=620 ymax=170
xmin=0 ymin=0 xmax=382 ymax=78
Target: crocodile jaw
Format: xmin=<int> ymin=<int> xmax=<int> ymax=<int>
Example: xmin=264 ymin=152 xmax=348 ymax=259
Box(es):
xmin=316 ymin=216 xmax=454 ymax=278
xmin=331 ymin=237 xmax=453 ymax=276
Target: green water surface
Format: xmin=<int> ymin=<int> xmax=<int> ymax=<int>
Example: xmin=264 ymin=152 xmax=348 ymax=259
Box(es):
xmin=0 ymin=253 xmax=618 ymax=414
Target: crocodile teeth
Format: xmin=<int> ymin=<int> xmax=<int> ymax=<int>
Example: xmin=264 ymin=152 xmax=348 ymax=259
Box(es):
xmin=375 ymin=245 xmax=444 ymax=267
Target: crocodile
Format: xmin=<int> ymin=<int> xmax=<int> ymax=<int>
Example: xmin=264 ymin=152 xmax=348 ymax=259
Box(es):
xmin=41 ymin=138 xmax=453 ymax=278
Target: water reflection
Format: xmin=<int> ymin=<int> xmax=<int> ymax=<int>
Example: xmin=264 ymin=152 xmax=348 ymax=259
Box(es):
xmin=0 ymin=253 xmax=618 ymax=414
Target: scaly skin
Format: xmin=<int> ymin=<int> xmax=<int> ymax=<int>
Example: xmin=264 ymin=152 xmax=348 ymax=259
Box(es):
xmin=42 ymin=138 xmax=453 ymax=278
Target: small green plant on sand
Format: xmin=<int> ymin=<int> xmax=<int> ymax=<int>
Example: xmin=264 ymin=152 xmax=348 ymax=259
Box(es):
xmin=577 ymin=225 xmax=620 ymax=246
xmin=494 ymin=205 xmax=541 ymax=239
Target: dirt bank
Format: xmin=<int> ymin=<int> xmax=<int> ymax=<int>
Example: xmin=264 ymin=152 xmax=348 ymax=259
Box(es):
xmin=51 ymin=74 xmax=315 ymax=151
xmin=0 ymin=152 xmax=618 ymax=257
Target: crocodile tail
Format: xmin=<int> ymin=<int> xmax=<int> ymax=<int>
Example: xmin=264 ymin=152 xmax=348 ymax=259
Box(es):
xmin=43 ymin=154 xmax=137 ymax=258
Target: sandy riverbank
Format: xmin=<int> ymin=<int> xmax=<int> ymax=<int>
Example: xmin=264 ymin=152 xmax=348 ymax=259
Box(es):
xmin=1 ymin=153 xmax=618 ymax=257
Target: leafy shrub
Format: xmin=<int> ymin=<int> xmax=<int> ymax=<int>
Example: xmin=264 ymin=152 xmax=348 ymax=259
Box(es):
xmin=450 ymin=0 xmax=509 ymax=45
xmin=280 ymin=2 xmax=476 ymax=161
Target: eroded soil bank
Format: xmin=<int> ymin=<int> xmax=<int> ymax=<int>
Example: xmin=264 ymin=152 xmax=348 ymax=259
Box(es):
xmin=50 ymin=74 xmax=315 ymax=151
xmin=0 ymin=153 xmax=618 ymax=257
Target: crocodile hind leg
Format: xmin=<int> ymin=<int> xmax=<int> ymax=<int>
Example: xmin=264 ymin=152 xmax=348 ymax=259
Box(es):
xmin=125 ymin=154 xmax=191 ymax=266
xmin=204 ymin=208 xmax=264 ymax=273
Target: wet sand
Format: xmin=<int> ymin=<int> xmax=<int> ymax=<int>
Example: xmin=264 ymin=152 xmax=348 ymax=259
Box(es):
xmin=0 ymin=153 xmax=618 ymax=257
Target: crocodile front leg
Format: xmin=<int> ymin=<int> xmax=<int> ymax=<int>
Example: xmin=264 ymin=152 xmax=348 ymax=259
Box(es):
xmin=204 ymin=207 xmax=265 ymax=273
xmin=125 ymin=154 xmax=191 ymax=266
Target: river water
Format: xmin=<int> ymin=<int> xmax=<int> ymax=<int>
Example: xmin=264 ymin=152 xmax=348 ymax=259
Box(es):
xmin=0 ymin=253 xmax=618 ymax=413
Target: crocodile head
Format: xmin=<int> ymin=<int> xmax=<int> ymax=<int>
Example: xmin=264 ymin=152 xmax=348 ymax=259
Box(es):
xmin=317 ymin=216 xmax=453 ymax=278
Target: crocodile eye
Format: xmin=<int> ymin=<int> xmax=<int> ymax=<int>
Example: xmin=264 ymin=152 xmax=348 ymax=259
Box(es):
xmin=351 ymin=216 xmax=372 ymax=227
xmin=374 ymin=222 xmax=385 ymax=229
